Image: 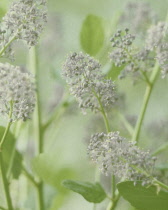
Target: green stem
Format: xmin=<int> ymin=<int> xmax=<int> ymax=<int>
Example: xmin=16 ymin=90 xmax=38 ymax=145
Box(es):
xmin=132 ymin=62 xmax=160 ymax=143
xmin=29 ymin=47 xmax=45 ymax=210
xmin=0 ymin=102 xmax=13 ymax=150
xmin=0 ymin=122 xmax=12 ymax=150
xmin=153 ymin=179 xmax=168 ymax=191
xmin=0 ymin=103 xmax=14 ymax=209
xmin=43 ymin=99 xmax=69 ymax=131
xmin=106 ymin=193 xmax=120 ymax=210
xmin=95 ymin=95 xmax=120 ymax=210
xmin=94 ymin=94 xmax=110 ymax=132
xmin=22 ymin=165 xmax=38 ymax=187
xmin=151 ymin=142 xmax=168 ymax=156
xmin=0 ymin=35 xmax=17 ymax=58
xmin=0 ymin=153 xmax=13 ymax=210
xmin=112 ymin=175 xmax=116 ymax=198
xmin=117 ymin=111 xmax=134 ymax=136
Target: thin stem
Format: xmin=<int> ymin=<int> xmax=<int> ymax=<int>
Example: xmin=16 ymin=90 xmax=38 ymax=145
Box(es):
xmin=132 ymin=62 xmax=160 ymax=143
xmin=0 ymin=102 xmax=13 ymax=150
xmin=0 ymin=103 xmax=14 ymax=209
xmin=29 ymin=47 xmax=45 ymax=210
xmin=151 ymin=142 xmax=168 ymax=156
xmin=22 ymin=165 xmax=38 ymax=187
xmin=0 ymin=35 xmax=17 ymax=58
xmin=95 ymin=94 xmax=120 ymax=210
xmin=0 ymin=121 xmax=12 ymax=150
xmin=106 ymin=194 xmax=120 ymax=210
xmin=117 ymin=111 xmax=134 ymax=136
xmin=0 ymin=153 xmax=13 ymax=210
xmin=112 ymin=175 xmax=116 ymax=198
xmin=153 ymin=179 xmax=168 ymax=191
xmin=43 ymin=99 xmax=69 ymax=131
xmin=94 ymin=93 xmax=110 ymax=132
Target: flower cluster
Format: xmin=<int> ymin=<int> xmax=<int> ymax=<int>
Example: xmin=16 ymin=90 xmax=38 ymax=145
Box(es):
xmin=157 ymin=44 xmax=168 ymax=78
xmin=62 ymin=52 xmax=116 ymax=113
xmin=109 ymin=29 xmax=136 ymax=66
xmin=88 ymin=131 xmax=156 ymax=184
xmin=109 ymin=28 xmax=156 ymax=79
xmin=120 ymin=2 xmax=157 ymax=34
xmin=109 ymin=29 xmax=141 ymax=79
xmin=145 ymin=22 xmax=168 ymax=78
xmin=0 ymin=63 xmax=36 ymax=121
xmin=2 ymin=0 xmax=47 ymax=47
xmin=146 ymin=22 xmax=168 ymax=50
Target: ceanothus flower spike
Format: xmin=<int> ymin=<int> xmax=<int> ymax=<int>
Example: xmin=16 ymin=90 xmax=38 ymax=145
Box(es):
xmin=62 ymin=52 xmax=116 ymax=113
xmin=0 ymin=63 xmax=36 ymax=121
xmin=88 ymin=131 xmax=156 ymax=184
xmin=3 ymin=0 xmax=47 ymax=46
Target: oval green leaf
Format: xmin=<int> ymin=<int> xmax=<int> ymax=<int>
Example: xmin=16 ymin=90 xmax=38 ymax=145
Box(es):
xmin=117 ymin=181 xmax=168 ymax=210
xmin=80 ymin=14 xmax=104 ymax=56
xmin=62 ymin=179 xmax=106 ymax=203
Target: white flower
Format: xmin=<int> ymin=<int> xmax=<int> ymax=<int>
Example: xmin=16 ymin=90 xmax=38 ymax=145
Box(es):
xmin=0 ymin=63 xmax=36 ymax=121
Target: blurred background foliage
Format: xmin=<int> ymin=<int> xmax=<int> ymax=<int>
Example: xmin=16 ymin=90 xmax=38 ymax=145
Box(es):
xmin=1 ymin=0 xmax=168 ymax=209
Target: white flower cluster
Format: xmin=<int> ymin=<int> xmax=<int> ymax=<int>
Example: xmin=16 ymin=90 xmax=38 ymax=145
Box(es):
xmin=157 ymin=44 xmax=168 ymax=78
xmin=2 ymin=0 xmax=47 ymax=46
xmin=88 ymin=132 xmax=156 ymax=184
xmin=146 ymin=22 xmax=168 ymax=78
xmin=109 ymin=29 xmax=154 ymax=79
xmin=146 ymin=22 xmax=168 ymax=50
xmin=62 ymin=52 xmax=116 ymax=113
xmin=0 ymin=63 xmax=36 ymax=121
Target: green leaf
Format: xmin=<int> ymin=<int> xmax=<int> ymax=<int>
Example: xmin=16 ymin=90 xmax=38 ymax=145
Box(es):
xmin=80 ymin=14 xmax=104 ymax=56
xmin=0 ymin=126 xmax=22 ymax=179
xmin=62 ymin=180 xmax=106 ymax=203
xmin=117 ymin=181 xmax=168 ymax=210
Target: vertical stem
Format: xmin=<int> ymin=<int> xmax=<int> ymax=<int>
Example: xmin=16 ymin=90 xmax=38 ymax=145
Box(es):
xmin=0 ymin=121 xmax=12 ymax=149
xmin=96 ymin=97 xmax=120 ymax=210
xmin=112 ymin=175 xmax=116 ymax=198
xmin=131 ymin=62 xmax=160 ymax=143
xmin=29 ymin=47 xmax=44 ymax=210
xmin=0 ymin=153 xmax=13 ymax=210
xmin=106 ymin=194 xmax=120 ymax=210
xmin=0 ymin=116 xmax=13 ymax=210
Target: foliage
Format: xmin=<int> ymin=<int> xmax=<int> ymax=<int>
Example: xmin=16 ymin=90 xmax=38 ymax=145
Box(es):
xmin=0 ymin=0 xmax=168 ymax=210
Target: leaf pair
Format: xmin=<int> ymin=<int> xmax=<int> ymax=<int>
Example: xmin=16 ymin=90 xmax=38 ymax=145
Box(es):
xmin=62 ymin=179 xmax=168 ymax=210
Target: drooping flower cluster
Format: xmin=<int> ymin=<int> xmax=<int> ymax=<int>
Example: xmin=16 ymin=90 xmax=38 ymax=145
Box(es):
xmin=88 ymin=131 xmax=156 ymax=184
xmin=120 ymin=2 xmax=157 ymax=34
xmin=0 ymin=63 xmax=36 ymax=121
xmin=2 ymin=0 xmax=47 ymax=47
xmin=62 ymin=52 xmax=116 ymax=113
